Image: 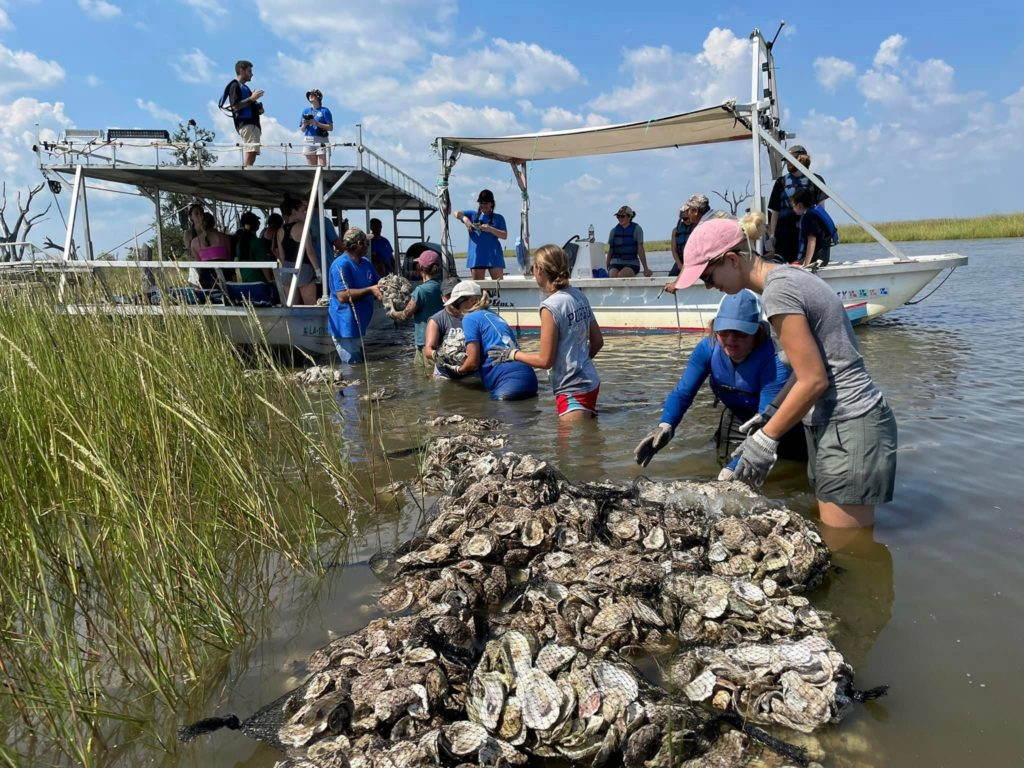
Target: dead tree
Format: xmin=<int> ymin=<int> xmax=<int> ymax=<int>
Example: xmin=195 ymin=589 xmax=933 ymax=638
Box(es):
xmin=0 ymin=182 xmax=52 ymax=262
xmin=712 ymin=182 xmax=753 ymax=216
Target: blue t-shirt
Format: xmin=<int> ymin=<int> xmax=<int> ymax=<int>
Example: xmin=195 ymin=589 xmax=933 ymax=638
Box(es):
xmin=328 ymin=253 xmax=379 ymax=339
xmin=370 ymin=236 xmax=394 ymax=267
xmin=660 ymin=336 xmax=788 ymax=426
xmin=302 ymin=106 xmax=333 ymax=138
xmin=411 ymin=279 xmax=443 ymax=347
xmin=462 ymin=309 xmax=537 ymax=396
xmin=460 ymin=210 xmax=507 ymax=269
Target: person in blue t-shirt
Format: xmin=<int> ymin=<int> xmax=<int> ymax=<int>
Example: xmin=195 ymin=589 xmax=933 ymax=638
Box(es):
xmin=453 ymin=189 xmax=507 ymax=281
xmin=634 ymin=290 xmax=805 ymax=469
xmin=328 ymin=227 xmax=381 ymax=364
xmin=369 ymin=218 xmax=395 ymax=275
xmin=438 ymin=280 xmax=537 ymax=400
xmin=300 ymin=88 xmax=333 ymax=166
xmin=790 ymin=188 xmax=833 ymax=267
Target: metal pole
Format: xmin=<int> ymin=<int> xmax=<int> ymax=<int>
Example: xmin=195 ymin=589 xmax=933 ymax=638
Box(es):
xmin=749 ymin=31 xmax=763 ymax=222
xmin=154 ymin=185 xmax=164 ymax=259
xmin=760 ymin=131 xmax=907 ymax=261
xmin=80 ymin=176 xmax=95 ymax=261
xmin=317 ymin=173 xmax=327 ymax=280
xmin=62 ymin=165 xmax=83 ymax=261
xmin=287 ymin=163 xmax=323 ymax=306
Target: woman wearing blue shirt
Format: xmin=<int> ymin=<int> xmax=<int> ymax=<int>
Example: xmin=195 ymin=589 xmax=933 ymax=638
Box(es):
xmin=453 ymin=189 xmax=507 ymax=280
xmin=438 ymin=280 xmax=537 ymax=401
xmin=328 ymin=227 xmax=380 ymax=364
xmin=634 ymin=290 xmax=804 ymax=468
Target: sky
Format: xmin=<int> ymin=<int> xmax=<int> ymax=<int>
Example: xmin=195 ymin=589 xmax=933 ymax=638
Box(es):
xmin=1 ymin=0 xmax=1022 ymax=256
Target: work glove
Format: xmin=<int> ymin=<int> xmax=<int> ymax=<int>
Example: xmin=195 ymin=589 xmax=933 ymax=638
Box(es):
xmin=634 ymin=423 xmax=675 ymax=468
xmin=738 ymin=404 xmax=777 ymax=435
xmin=717 ymin=456 xmax=739 ymax=481
xmin=487 ymin=346 xmax=517 ymax=365
xmin=731 ymin=430 xmax=779 ymax=487
xmin=436 ymin=361 xmax=462 ymax=378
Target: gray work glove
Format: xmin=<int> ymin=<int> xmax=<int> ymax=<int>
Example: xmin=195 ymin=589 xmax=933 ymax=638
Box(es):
xmin=487 ymin=346 xmax=517 ymax=365
xmin=634 ymin=423 xmax=675 ymax=468
xmin=731 ymin=429 xmax=779 ymax=486
xmin=436 ymin=361 xmax=462 ymax=378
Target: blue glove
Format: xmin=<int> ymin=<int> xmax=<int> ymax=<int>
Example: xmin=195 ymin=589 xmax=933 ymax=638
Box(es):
xmin=634 ymin=423 xmax=674 ymax=467
xmin=717 ymin=456 xmax=739 ymax=481
xmin=731 ymin=430 xmax=779 ymax=486
xmin=487 ymin=346 xmax=517 ymax=365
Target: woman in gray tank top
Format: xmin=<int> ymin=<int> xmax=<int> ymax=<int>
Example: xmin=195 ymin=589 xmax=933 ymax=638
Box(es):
xmin=673 ymin=214 xmax=897 ymax=530
xmin=487 ymin=244 xmax=604 ymax=420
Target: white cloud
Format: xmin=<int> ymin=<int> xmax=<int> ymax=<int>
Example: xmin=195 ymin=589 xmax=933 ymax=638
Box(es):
xmin=564 ymin=173 xmax=602 ymax=193
xmin=0 ymin=43 xmax=65 ymax=97
xmin=86 ymin=74 xmax=101 ymax=87
xmin=539 ymin=107 xmax=609 ymax=130
xmin=873 ymin=34 xmax=905 ymax=69
xmin=172 ymin=48 xmax=216 ymax=85
xmin=814 ymin=57 xmax=856 ymax=92
xmin=0 ymin=8 xmax=11 ymax=30
xmin=179 ymin=0 xmax=227 ymax=31
xmin=589 ymin=27 xmax=748 ymax=117
xmin=78 ymin=0 xmax=121 ymax=20
xmin=0 ymin=97 xmax=71 ymax=183
xmin=135 ymin=98 xmax=183 ymax=125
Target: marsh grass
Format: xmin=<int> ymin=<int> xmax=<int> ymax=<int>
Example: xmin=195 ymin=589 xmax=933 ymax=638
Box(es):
xmin=836 ymin=211 xmax=1024 ymax=243
xmin=0 ymin=276 xmax=362 ymax=766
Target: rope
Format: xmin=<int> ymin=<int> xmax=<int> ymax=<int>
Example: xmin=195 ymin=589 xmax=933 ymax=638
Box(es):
xmin=905 ymin=266 xmax=957 ymax=305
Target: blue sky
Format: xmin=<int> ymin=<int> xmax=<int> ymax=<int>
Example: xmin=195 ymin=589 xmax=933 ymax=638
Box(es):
xmin=2 ymin=0 xmax=1022 ymax=255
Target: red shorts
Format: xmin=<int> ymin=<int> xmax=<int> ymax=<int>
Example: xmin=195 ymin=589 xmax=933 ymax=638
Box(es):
xmin=555 ymin=386 xmax=599 ymax=417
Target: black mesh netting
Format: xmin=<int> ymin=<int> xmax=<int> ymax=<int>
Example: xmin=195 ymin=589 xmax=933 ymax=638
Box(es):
xmin=180 ymin=417 xmax=886 ymax=767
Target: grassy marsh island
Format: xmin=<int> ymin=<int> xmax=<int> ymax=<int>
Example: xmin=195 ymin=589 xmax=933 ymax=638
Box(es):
xmin=0 ymin=279 xmax=387 ymax=766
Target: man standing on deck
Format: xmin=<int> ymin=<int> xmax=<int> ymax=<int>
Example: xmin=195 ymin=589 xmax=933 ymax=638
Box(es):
xmin=224 ymin=60 xmax=264 ymax=166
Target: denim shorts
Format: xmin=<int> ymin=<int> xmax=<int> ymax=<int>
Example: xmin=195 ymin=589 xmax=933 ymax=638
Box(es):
xmin=806 ymin=398 xmax=897 ymax=505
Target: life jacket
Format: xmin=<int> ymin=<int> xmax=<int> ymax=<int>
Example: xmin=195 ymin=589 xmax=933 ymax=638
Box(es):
xmin=797 ymin=205 xmax=840 ymax=260
xmin=707 ymin=339 xmax=773 ymax=418
xmin=674 ymin=220 xmax=692 ymax=253
xmin=218 ymin=80 xmax=254 ymax=122
xmin=609 ymin=222 xmax=639 ymax=260
xmin=780 ymin=173 xmax=814 ymax=211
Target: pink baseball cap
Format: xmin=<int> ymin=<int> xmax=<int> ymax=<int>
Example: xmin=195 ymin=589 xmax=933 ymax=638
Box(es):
xmin=674 ymin=218 xmax=744 ymax=290
xmin=415 ymin=250 xmax=441 ymax=267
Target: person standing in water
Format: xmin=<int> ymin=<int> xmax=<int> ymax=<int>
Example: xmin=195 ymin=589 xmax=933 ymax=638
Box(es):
xmin=672 ymin=214 xmax=896 ymax=529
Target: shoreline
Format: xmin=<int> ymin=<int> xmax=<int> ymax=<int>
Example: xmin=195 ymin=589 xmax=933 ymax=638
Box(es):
xmin=456 ymin=212 xmax=1022 ymax=258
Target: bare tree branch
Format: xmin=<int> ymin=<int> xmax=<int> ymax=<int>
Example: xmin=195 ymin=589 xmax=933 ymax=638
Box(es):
xmin=0 ymin=182 xmax=50 ymax=261
xmin=711 ymin=182 xmax=753 ymax=216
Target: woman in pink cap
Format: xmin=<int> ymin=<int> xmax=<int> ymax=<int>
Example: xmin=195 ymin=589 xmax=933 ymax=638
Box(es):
xmin=673 ymin=213 xmax=897 ymax=529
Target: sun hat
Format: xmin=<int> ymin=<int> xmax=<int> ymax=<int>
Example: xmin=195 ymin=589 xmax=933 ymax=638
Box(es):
xmin=341 ymin=226 xmax=368 ymax=249
xmin=787 ymin=144 xmax=807 ymax=156
xmin=683 ymin=194 xmax=709 ymax=211
xmin=477 ymin=189 xmax=495 ymax=203
xmin=713 ymin=290 xmax=763 ymax=336
xmin=673 ymin=217 xmax=745 ymax=290
xmin=614 ymin=205 xmax=635 ymax=218
xmin=443 ymin=279 xmax=482 ymax=307
xmin=441 ymin=277 xmax=461 ymax=296
xmin=414 ymin=250 xmax=440 ymax=268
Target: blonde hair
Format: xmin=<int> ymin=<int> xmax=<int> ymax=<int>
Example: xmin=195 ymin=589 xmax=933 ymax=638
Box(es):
xmin=461 ymin=290 xmax=492 ymax=314
xmin=532 ymin=244 xmax=571 ymax=291
xmin=737 ymin=212 xmax=767 ymax=259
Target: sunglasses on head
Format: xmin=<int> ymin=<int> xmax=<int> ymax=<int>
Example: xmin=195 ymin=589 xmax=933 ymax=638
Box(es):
xmin=616 ymin=214 xmax=629 ymax=219
xmin=700 ymin=253 xmax=731 ymax=285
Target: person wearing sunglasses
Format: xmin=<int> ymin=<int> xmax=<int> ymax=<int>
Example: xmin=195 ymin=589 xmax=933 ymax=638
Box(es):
xmin=672 ymin=214 xmax=897 ymax=529
xmin=634 ymin=290 xmax=805 ymax=470
xmin=606 ymin=205 xmax=652 ymax=277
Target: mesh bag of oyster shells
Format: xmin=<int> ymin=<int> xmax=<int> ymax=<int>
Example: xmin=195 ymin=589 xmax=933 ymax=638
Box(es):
xmin=378 ymin=273 xmax=413 ymax=312
xmin=435 ymin=327 xmax=468 ymax=367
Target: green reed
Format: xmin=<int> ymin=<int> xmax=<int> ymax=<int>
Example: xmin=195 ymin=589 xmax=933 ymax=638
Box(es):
xmin=0 ymin=276 xmax=360 ymax=766
xmin=836 ymin=211 xmax=1024 ymax=243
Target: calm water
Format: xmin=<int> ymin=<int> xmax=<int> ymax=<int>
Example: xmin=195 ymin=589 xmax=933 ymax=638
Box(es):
xmin=183 ymin=238 xmax=1024 ymax=767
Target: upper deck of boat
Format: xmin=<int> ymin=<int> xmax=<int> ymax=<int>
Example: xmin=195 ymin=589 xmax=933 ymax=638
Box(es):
xmin=36 ymin=138 xmax=437 ymax=212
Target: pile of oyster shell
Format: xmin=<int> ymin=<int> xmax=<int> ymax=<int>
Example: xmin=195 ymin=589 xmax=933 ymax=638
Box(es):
xmin=186 ymin=417 xmax=884 ymax=768
xmin=377 ymin=273 xmax=413 ymax=313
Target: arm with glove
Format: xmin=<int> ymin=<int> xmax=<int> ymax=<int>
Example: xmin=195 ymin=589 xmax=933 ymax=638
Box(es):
xmin=633 ymin=339 xmax=712 ymax=467
xmin=730 ymin=314 xmax=827 ymax=485
xmin=492 ymin=308 xmax=557 ymax=369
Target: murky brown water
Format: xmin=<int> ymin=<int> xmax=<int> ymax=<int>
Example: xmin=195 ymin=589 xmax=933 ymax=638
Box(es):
xmin=181 ymin=238 xmax=1024 ymax=767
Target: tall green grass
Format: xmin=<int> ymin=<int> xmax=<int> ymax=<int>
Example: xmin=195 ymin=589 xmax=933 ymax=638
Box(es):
xmin=836 ymin=211 xmax=1024 ymax=243
xmin=0 ymin=277 xmax=360 ymax=766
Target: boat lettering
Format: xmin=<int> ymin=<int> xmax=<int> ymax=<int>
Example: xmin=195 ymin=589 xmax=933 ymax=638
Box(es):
xmin=303 ymin=325 xmax=329 ymax=337
xmin=494 ymin=300 xmax=517 ymax=309
xmin=836 ymin=287 xmax=889 ymax=300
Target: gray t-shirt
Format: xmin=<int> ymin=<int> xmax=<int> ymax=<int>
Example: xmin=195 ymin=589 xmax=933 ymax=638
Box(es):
xmin=428 ymin=308 xmax=465 ymax=378
xmin=540 ymin=286 xmax=600 ymax=396
xmin=762 ymin=267 xmax=881 ymax=425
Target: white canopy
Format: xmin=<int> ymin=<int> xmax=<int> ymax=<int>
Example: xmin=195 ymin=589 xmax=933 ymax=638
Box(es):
xmin=439 ymin=104 xmax=751 ymax=163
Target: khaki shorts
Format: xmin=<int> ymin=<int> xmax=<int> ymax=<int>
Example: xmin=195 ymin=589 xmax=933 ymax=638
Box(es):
xmin=238 ymin=123 xmax=261 ymax=154
xmin=303 ymin=137 xmax=328 ymax=156
xmin=806 ymin=398 xmax=897 ymax=505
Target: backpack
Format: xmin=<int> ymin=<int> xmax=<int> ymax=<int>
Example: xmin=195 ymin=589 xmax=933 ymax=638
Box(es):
xmin=217 ymin=80 xmax=235 ymax=117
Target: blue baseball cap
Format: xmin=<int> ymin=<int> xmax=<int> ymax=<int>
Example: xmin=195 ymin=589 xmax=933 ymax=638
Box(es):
xmin=713 ymin=290 xmax=763 ymax=335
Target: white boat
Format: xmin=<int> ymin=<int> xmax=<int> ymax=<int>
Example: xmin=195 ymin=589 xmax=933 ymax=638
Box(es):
xmin=33 ymin=129 xmax=437 ymax=356
xmin=433 ymin=27 xmax=967 ymax=331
